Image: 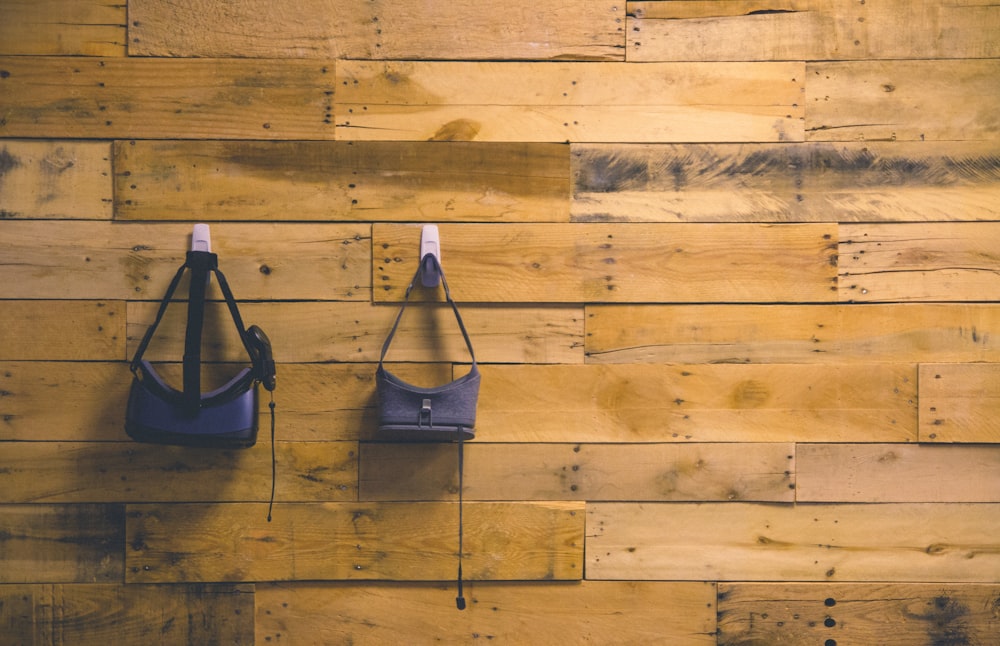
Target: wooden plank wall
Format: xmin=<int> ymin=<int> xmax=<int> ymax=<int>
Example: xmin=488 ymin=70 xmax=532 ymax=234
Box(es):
xmin=1 ymin=1 xmax=999 ymax=643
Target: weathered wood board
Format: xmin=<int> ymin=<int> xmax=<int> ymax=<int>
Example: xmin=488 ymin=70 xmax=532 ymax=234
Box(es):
xmin=571 ymin=141 xmax=1000 ymax=222
xmin=0 ymin=140 xmax=112 ymax=219
xmin=129 ymin=0 xmax=626 ymax=61
xmin=0 ymin=1 xmax=126 ymax=56
xmin=840 ymin=223 xmax=1000 ymax=302
xmin=126 ymin=501 xmax=585 ymax=583
xmin=0 ymin=301 xmax=125 ymax=361
xmin=257 ymin=581 xmax=716 ymax=645
xmin=114 ymin=140 xmax=570 ymax=222
xmin=0 ymin=221 xmax=369 ymax=300
xmin=0 ymin=504 xmax=124 ymax=583
xmin=806 ymin=60 xmax=1000 ymax=142
xmin=717 ymin=582 xmax=1000 ymax=646
xmin=127 ymin=301 xmax=585 ymax=364
xmin=920 ymin=363 xmax=1000 ymax=443
xmin=587 ymin=502 xmax=1000 ymax=582
xmin=360 ymin=442 xmax=795 ymax=502
xmin=585 ymin=304 xmax=1000 ymax=364
xmin=375 ymin=223 xmax=837 ymax=303
xmin=0 ymin=57 xmax=335 ymax=140
xmin=336 ymin=61 xmax=804 ymax=142
xmin=0 ymin=583 xmax=255 ymax=645
xmin=796 ymin=444 xmax=1000 ymax=502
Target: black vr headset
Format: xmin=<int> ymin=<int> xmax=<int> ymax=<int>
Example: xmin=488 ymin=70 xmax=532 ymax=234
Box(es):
xmin=126 ymin=249 xmax=276 ymax=448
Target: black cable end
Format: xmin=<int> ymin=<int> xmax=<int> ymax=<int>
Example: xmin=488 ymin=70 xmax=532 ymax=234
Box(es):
xmin=456 ymin=596 xmax=466 ymax=611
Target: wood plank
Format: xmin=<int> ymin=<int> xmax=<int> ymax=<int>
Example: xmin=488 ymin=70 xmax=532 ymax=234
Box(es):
xmin=718 ymin=583 xmax=1000 ymax=646
xmin=129 ymin=0 xmax=625 ymax=61
xmin=796 ymin=444 xmax=1000 ymax=502
xmin=0 ymin=301 xmax=125 ymax=361
xmin=336 ymin=61 xmax=804 ymax=143
xmin=0 ymin=441 xmax=356 ymax=504
xmin=127 ymin=301 xmax=585 ymax=364
xmin=0 ymin=221 xmax=369 ymax=300
xmin=0 ymin=141 xmax=112 ymax=219
xmin=374 ymin=223 xmax=836 ymax=303
xmin=0 ymin=57 xmax=334 ymax=140
xmin=572 ymin=141 xmax=1000 ymax=223
xmin=0 ymin=1 xmax=126 ymax=56
xmin=0 ymin=583 xmax=254 ymax=646
xmin=126 ymin=501 xmax=584 ymax=583
xmin=257 ymin=581 xmax=716 ymax=645
xmin=586 ymin=502 xmax=1000 ymax=582
xmin=840 ymin=223 xmax=1000 ymax=302
xmin=114 ymin=140 xmax=569 ymax=222
xmin=806 ymin=60 xmax=1000 ymax=142
xmin=920 ymin=363 xmax=1000 ymax=443
xmin=361 ymin=443 xmax=795 ymax=502
xmin=0 ymin=504 xmax=123 ymax=583
xmin=468 ymin=364 xmax=916 ymax=442
xmin=585 ymin=304 xmax=1000 ymax=364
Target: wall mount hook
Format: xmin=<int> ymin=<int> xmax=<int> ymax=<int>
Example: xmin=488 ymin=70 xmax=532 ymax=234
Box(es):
xmin=191 ymin=223 xmax=212 ymax=284
xmin=420 ymin=224 xmax=442 ymax=287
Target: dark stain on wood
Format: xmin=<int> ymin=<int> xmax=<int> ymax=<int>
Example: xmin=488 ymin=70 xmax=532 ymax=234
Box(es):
xmin=0 ymin=146 xmax=21 ymax=176
xmin=575 ymin=150 xmax=648 ymax=192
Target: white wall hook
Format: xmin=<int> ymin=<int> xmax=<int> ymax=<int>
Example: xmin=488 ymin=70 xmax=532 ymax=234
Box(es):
xmin=420 ymin=224 xmax=442 ymax=287
xmin=191 ymin=223 xmax=212 ymax=253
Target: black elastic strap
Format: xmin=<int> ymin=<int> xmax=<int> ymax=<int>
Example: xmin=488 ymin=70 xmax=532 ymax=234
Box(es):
xmin=456 ymin=432 xmax=466 ymax=610
xmin=182 ymin=251 xmax=216 ymax=414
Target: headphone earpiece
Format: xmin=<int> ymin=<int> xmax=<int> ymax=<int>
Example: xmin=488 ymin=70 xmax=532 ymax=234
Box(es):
xmin=247 ymin=325 xmax=276 ymax=391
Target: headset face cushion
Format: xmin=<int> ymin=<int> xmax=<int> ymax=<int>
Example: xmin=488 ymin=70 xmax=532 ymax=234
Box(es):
xmin=375 ymin=364 xmax=478 ymax=442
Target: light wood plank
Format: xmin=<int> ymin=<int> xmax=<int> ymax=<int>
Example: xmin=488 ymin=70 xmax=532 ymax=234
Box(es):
xmin=587 ymin=502 xmax=1000 ymax=582
xmin=468 ymin=364 xmax=916 ymax=442
xmin=0 ymin=301 xmax=125 ymax=361
xmin=0 ymin=441 xmax=356 ymax=504
xmin=718 ymin=583 xmax=1000 ymax=646
xmin=920 ymin=363 xmax=1000 ymax=443
xmin=114 ymin=140 xmax=569 ymax=222
xmin=0 ymin=141 xmax=112 ymax=219
xmin=361 ymin=443 xmax=795 ymax=502
xmin=0 ymin=583 xmax=254 ymax=646
xmin=0 ymin=57 xmax=334 ymax=140
xmin=0 ymin=504 xmax=123 ymax=583
xmin=129 ymin=0 xmax=625 ymax=61
xmin=0 ymin=221 xmax=369 ymax=300
xmin=806 ymin=60 xmax=1000 ymax=142
xmin=840 ymin=223 xmax=1000 ymax=302
xmin=126 ymin=501 xmax=584 ymax=583
xmin=572 ymin=141 xmax=1000 ymax=223
xmin=375 ymin=223 xmax=836 ymax=303
xmin=586 ymin=304 xmax=1000 ymax=364
xmin=127 ymin=301 xmax=585 ymax=364
xmin=796 ymin=444 xmax=1000 ymax=502
xmin=336 ymin=61 xmax=804 ymax=143
xmin=257 ymin=581 xmax=716 ymax=645
xmin=0 ymin=1 xmax=126 ymax=56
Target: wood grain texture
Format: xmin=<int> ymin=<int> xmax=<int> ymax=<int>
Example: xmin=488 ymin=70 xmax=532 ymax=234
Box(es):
xmin=375 ymin=223 xmax=837 ymax=303
xmin=126 ymin=501 xmax=584 ymax=583
xmin=585 ymin=304 xmax=1000 ymax=364
xmin=0 ymin=583 xmax=254 ymax=646
xmin=128 ymin=301 xmax=584 ymax=364
xmin=0 ymin=221 xmax=369 ymax=300
xmin=129 ymin=0 xmax=625 ymax=61
xmin=114 ymin=140 xmax=570 ymax=222
xmin=587 ymin=502 xmax=1000 ymax=582
xmin=0 ymin=141 xmax=112 ymax=219
xmin=336 ymin=61 xmax=804 ymax=142
xmin=717 ymin=582 xmax=1000 ymax=646
xmin=360 ymin=443 xmax=795 ymax=502
xmin=572 ymin=141 xmax=1000 ymax=222
xmin=806 ymin=60 xmax=1000 ymax=142
xmin=257 ymin=581 xmax=716 ymax=645
xmin=0 ymin=301 xmax=124 ymax=361
xmin=0 ymin=504 xmax=123 ymax=583
xmin=920 ymin=363 xmax=1000 ymax=443
xmin=0 ymin=57 xmax=335 ymax=140
xmin=839 ymin=223 xmax=1000 ymax=302
xmin=0 ymin=1 xmax=126 ymax=56
xmin=796 ymin=444 xmax=1000 ymax=502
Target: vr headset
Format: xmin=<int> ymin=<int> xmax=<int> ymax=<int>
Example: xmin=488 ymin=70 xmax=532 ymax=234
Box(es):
xmin=126 ymin=249 xmax=276 ymax=448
